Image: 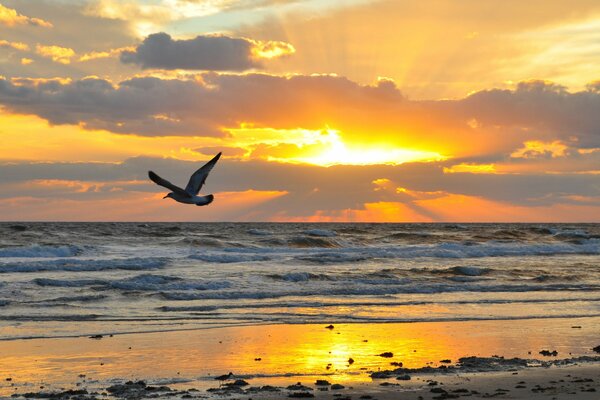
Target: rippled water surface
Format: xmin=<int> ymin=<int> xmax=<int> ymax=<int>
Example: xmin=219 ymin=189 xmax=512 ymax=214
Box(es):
xmin=0 ymin=222 xmax=598 ymax=339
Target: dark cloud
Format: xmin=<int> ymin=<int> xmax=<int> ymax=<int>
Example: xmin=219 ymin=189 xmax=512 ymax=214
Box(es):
xmin=120 ymin=32 xmax=259 ymax=71
xmin=460 ymin=80 xmax=600 ymax=149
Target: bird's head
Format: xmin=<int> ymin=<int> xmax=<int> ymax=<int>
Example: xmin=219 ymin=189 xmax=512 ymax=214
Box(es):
xmin=163 ymin=193 xmax=173 ymax=199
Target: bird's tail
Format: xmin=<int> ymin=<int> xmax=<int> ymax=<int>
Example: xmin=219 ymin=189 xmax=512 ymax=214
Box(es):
xmin=195 ymin=194 xmax=214 ymax=206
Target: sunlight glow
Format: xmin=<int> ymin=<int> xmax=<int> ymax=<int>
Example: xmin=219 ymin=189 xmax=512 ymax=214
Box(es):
xmin=290 ymin=129 xmax=446 ymax=166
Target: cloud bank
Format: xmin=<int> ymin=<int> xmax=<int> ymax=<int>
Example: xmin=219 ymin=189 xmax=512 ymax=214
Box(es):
xmin=0 ymin=74 xmax=599 ymax=159
xmin=120 ymin=32 xmax=294 ymax=70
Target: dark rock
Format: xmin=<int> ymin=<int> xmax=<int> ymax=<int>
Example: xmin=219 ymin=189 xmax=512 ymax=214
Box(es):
xmin=315 ymin=380 xmax=330 ymax=386
xmin=225 ymin=380 xmax=249 ymax=387
xmin=214 ymin=372 xmax=234 ymax=381
xmin=288 ymin=392 xmax=315 ymax=398
xmin=440 ymin=359 xmax=452 ymax=363
xmin=451 ymin=389 xmax=469 ymax=393
xmin=370 ymin=371 xmax=392 ymax=379
xmin=287 ymin=383 xmax=312 ymax=391
xmin=9 ymin=225 xmax=27 ymax=231
xmin=325 ymin=325 xmax=335 ymax=330
xmin=331 ymin=384 xmax=345 ymax=390
xmin=539 ymin=350 xmax=558 ymax=357
xmin=348 ymin=358 xmax=354 ymax=365
xmin=430 ymin=388 xmax=447 ymax=394
xmin=592 ymin=345 xmax=600 ymax=354
xmin=379 ymin=352 xmax=393 ymax=358
xmin=89 ymin=335 xmax=103 ymax=340
xmin=19 ymin=389 xmax=89 ymax=399
xmin=390 ymin=362 xmax=403 ymax=367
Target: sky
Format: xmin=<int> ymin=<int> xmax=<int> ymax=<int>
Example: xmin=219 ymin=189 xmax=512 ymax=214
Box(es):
xmin=0 ymin=0 xmax=599 ymax=222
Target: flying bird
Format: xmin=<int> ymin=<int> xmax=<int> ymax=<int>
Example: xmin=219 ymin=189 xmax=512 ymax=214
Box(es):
xmin=148 ymin=152 xmax=221 ymax=206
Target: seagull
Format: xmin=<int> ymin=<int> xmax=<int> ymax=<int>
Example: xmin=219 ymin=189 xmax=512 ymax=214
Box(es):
xmin=148 ymin=152 xmax=221 ymax=206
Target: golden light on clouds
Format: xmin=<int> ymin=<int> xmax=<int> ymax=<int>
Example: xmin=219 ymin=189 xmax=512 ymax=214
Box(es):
xmin=510 ymin=140 xmax=569 ymax=159
xmin=0 ymin=39 xmax=30 ymax=51
xmin=226 ymin=127 xmax=446 ymax=166
xmin=35 ymin=44 xmax=76 ymax=64
xmin=251 ymin=40 xmax=296 ymax=60
xmin=79 ymin=46 xmax=135 ymax=62
xmin=293 ymin=130 xmax=446 ymax=166
xmin=444 ymin=163 xmax=497 ymax=174
xmin=0 ymin=4 xmax=52 ymax=28
xmin=1 ymin=0 xmax=600 ymax=221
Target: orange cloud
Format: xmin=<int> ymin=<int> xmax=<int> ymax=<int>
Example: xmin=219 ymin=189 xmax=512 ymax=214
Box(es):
xmin=0 ymin=189 xmax=288 ymax=221
xmin=443 ymin=163 xmax=498 ymax=174
xmin=283 ymin=193 xmax=600 ymax=223
xmin=0 ymin=39 xmax=29 ymax=51
xmin=79 ymin=46 xmax=135 ymax=62
xmin=510 ymin=140 xmax=569 ymax=159
xmin=0 ymin=4 xmax=53 ymax=28
xmin=35 ymin=44 xmax=76 ymax=64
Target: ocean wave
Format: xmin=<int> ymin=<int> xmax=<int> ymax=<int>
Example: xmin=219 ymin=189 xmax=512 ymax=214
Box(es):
xmin=37 ymin=294 xmax=109 ymax=303
xmin=186 ymin=239 xmax=600 ymax=263
xmin=303 ymin=229 xmax=337 ymax=237
xmin=109 ymin=274 xmax=231 ymax=291
xmin=34 ymin=274 xmax=231 ymax=292
xmin=181 ymin=237 xmax=226 ymax=247
xmin=383 ymin=231 xmax=439 ymax=241
xmin=266 ymin=272 xmax=335 ymax=282
xmin=159 ymin=282 xmax=600 ymax=300
xmin=188 ymin=253 xmax=271 ymax=263
xmin=247 ymin=228 xmax=273 ymax=236
xmin=1 ymin=257 xmax=166 ymax=273
xmin=0 ymin=244 xmax=83 ymax=258
xmin=157 ymin=296 xmax=600 ymax=313
xmin=295 ymin=252 xmax=369 ymax=263
xmin=288 ymin=236 xmax=340 ymax=248
xmin=34 ymin=278 xmax=108 ymax=287
xmin=300 ymin=240 xmax=600 ymax=259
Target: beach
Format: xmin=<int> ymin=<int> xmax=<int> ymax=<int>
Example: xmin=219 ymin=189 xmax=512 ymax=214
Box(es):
xmin=0 ymin=222 xmax=599 ymax=399
xmin=1 ymin=319 xmax=599 ymax=399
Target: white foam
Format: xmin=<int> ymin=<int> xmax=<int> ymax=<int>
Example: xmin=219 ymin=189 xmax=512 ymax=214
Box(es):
xmin=0 ymin=245 xmax=82 ymax=258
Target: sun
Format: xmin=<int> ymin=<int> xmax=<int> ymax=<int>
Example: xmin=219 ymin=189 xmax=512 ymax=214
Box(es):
xmin=293 ymin=129 xmax=446 ymax=166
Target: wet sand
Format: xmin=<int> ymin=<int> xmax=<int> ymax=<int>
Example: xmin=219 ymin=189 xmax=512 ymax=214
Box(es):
xmin=1 ymin=317 xmax=599 ymax=399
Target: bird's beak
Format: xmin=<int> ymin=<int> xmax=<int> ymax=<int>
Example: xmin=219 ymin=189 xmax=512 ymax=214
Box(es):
xmin=163 ymin=194 xmax=169 ymax=199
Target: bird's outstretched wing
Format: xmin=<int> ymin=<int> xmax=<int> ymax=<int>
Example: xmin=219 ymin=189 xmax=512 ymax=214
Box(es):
xmin=148 ymin=171 xmax=191 ymax=197
xmin=184 ymin=152 xmax=221 ymax=195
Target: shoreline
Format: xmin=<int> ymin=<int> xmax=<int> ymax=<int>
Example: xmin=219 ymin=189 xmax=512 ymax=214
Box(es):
xmin=3 ymin=312 xmax=600 ymax=342
xmin=1 ymin=318 xmax=599 ymax=399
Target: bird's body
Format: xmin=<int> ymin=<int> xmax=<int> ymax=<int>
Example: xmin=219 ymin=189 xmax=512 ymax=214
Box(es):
xmin=165 ymin=192 xmax=214 ymax=206
xmin=148 ymin=152 xmax=221 ymax=206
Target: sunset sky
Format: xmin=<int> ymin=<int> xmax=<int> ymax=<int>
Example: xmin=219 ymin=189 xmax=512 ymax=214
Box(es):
xmin=1 ymin=0 xmax=600 ymax=221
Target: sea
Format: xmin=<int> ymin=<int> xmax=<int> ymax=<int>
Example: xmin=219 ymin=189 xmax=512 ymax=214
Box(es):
xmin=0 ymin=222 xmax=599 ymax=341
